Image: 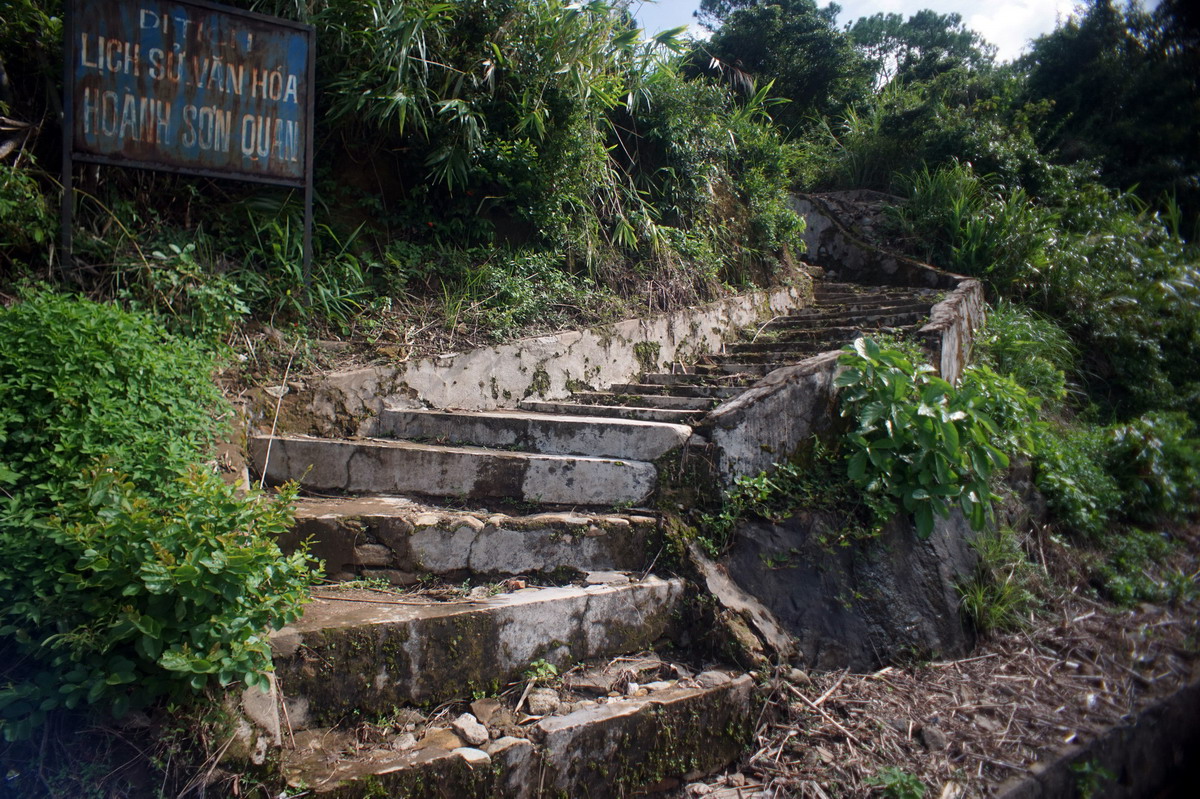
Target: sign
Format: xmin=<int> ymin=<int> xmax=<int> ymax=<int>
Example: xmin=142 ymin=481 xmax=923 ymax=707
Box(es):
xmin=65 ymin=0 xmax=314 ymax=185
xmin=60 ymin=0 xmax=315 ymax=278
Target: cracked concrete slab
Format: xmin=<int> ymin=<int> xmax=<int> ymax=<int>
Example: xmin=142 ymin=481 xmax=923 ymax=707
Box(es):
xmin=271 ymin=578 xmax=685 ymax=720
xmin=249 ymin=434 xmax=657 ymax=506
xmin=373 ymin=408 xmax=691 ymax=461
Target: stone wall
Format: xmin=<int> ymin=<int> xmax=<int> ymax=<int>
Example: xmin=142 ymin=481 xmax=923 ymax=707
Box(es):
xmin=253 ymin=283 xmax=812 ymax=437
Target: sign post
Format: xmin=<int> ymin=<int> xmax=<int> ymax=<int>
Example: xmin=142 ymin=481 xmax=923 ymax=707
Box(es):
xmin=62 ymin=0 xmax=315 ymax=279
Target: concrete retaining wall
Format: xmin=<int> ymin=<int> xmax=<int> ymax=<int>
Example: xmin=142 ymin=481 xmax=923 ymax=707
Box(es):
xmin=701 ymin=195 xmax=986 ymax=485
xmin=994 ymin=678 xmax=1200 ymax=799
xmin=258 ymin=283 xmax=811 ymax=437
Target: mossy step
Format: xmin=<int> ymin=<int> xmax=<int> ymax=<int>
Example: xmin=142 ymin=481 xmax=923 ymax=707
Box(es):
xmin=284 ymin=496 xmax=660 ymax=582
xmin=730 ymin=326 xmax=917 ymax=353
xmin=639 ymin=372 xmax=760 ymax=388
xmin=269 ymin=578 xmax=686 ymax=720
xmin=373 ymin=407 xmax=691 ymax=461
xmin=608 ymin=382 xmax=744 ymax=399
xmin=569 ymin=391 xmax=718 ymax=411
xmin=250 ymin=434 xmax=657 ymax=506
xmin=768 ymin=308 xmax=929 ymax=327
xmin=518 ymin=400 xmax=706 ymax=425
xmin=278 ymin=671 xmax=754 ymax=798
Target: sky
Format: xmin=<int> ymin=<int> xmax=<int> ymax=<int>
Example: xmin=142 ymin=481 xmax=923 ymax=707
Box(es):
xmin=629 ymin=0 xmax=1085 ymax=64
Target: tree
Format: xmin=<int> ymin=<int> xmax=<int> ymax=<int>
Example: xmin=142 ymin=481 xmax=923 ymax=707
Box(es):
xmin=1021 ymin=0 xmax=1200 ymax=224
xmin=702 ymin=0 xmax=871 ymax=133
xmin=849 ymin=10 xmax=996 ymax=87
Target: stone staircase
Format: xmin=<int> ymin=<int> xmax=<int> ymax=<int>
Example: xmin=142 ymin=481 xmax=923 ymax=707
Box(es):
xmin=241 ymin=280 xmax=941 ymax=797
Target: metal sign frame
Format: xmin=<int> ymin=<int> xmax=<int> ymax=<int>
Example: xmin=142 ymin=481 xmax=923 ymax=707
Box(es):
xmin=61 ymin=0 xmax=315 ymax=279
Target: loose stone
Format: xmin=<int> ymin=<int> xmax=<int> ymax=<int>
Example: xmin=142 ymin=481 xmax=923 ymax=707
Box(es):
xmin=527 ymin=688 xmax=561 ymax=716
xmin=451 ymin=713 xmax=489 ymax=746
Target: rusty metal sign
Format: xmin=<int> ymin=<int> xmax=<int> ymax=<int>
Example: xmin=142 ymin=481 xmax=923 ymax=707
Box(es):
xmin=64 ymin=0 xmax=313 ymax=184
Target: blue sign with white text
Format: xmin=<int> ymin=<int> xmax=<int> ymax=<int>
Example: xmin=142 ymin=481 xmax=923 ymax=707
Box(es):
xmin=68 ymin=0 xmax=312 ymax=185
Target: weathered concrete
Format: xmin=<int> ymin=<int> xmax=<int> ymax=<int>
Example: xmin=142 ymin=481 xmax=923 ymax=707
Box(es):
xmin=373 ymin=407 xmax=692 ymax=461
xmin=534 ymin=673 xmax=755 ymax=796
xmin=919 ymin=278 xmax=986 ymax=385
xmin=702 ymin=351 xmax=842 ymax=485
xmin=253 ymin=284 xmax=811 ymax=437
xmin=518 ymin=400 xmax=704 ymax=425
xmin=283 ymin=496 xmax=658 ymax=579
xmin=792 ymin=192 xmax=962 ymax=290
xmin=994 ymin=677 xmax=1200 ymax=799
xmin=278 ymin=674 xmax=754 ymax=798
xmin=271 ymin=578 xmax=686 ymax=720
xmin=720 ymin=509 xmax=979 ymax=669
xmin=250 ymin=434 xmax=657 ymax=506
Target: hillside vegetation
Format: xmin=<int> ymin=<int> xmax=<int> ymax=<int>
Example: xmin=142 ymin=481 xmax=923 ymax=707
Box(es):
xmin=0 ymin=0 xmax=1198 ymax=788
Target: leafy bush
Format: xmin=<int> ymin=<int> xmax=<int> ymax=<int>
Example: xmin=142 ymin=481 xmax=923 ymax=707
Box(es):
xmin=1034 ymin=423 xmax=1122 ymax=538
xmin=974 ymin=300 xmax=1074 ymax=403
xmin=0 ymin=292 xmax=314 ymax=740
xmin=1107 ymin=412 xmax=1200 ymax=522
xmin=866 ymin=766 xmax=925 ymax=799
xmin=835 ymin=338 xmax=1014 ymax=537
xmin=0 ymin=163 xmax=55 ymax=272
xmin=115 ymin=242 xmax=249 ymax=344
xmin=1091 ymin=527 xmax=1192 ymax=607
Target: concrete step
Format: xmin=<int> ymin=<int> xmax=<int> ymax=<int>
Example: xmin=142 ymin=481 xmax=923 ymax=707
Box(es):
xmin=690 ymin=362 xmax=772 ymax=377
xmin=249 ymin=435 xmax=657 ymax=506
xmin=269 ymin=577 xmax=687 ymax=720
xmin=570 ymin=391 xmax=718 ymax=411
xmin=767 ymin=308 xmax=928 ymax=328
xmin=639 ymin=372 xmax=755 ymax=387
xmin=729 ymin=327 xmax=915 ymax=354
xmin=710 ymin=347 xmax=834 ymax=365
xmin=518 ymin=400 xmax=706 ymax=425
xmin=279 ymin=670 xmax=754 ymax=798
xmin=374 ymin=408 xmax=691 ymax=461
xmin=609 ymin=383 xmax=744 ymax=399
xmin=282 ymin=496 xmax=658 ymax=580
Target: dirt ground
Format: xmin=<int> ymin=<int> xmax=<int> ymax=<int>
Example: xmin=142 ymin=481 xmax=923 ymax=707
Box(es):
xmin=676 ymin=528 xmax=1200 ymax=799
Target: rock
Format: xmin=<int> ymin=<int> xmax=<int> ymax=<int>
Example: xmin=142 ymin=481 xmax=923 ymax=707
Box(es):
xmin=483 ymin=736 xmax=526 ymax=755
xmin=625 ymin=682 xmax=640 ymax=696
xmin=453 ymin=747 xmax=491 ymax=766
xmin=787 ymin=668 xmax=811 ymax=685
xmin=696 ymin=671 xmax=734 ymax=689
xmin=919 ymin=724 xmax=948 ymax=751
xmin=418 ymin=728 xmax=463 ymax=751
xmin=644 ymin=681 xmax=673 ymax=692
xmin=527 ymin=688 xmax=561 ymax=716
xmin=389 ymin=732 xmax=417 ymax=751
xmin=359 ymin=569 xmax=420 ymax=586
xmin=451 ymin=713 xmax=489 ymax=746
xmin=353 ymin=543 xmax=393 ymax=566
xmin=470 ymin=697 xmax=503 ymax=726
xmin=585 ymin=571 xmax=630 ymax=585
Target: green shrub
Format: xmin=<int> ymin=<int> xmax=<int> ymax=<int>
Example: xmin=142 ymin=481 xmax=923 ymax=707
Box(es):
xmin=0 ymin=163 xmax=55 ymax=272
xmin=1034 ymin=423 xmax=1122 ymax=538
xmin=1091 ymin=527 xmax=1190 ymax=607
xmin=836 ymin=338 xmax=1013 ymax=537
xmin=0 ymin=291 xmax=314 ymax=740
xmin=866 ymin=766 xmax=925 ymax=799
xmin=700 ymin=443 xmax=885 ymax=556
xmin=1107 ymin=412 xmax=1200 ymax=522
xmin=974 ymin=300 xmax=1075 ymax=403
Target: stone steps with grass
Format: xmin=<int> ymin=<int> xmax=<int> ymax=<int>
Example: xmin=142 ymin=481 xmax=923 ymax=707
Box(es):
xmin=238 ymin=277 xmax=946 ymax=796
